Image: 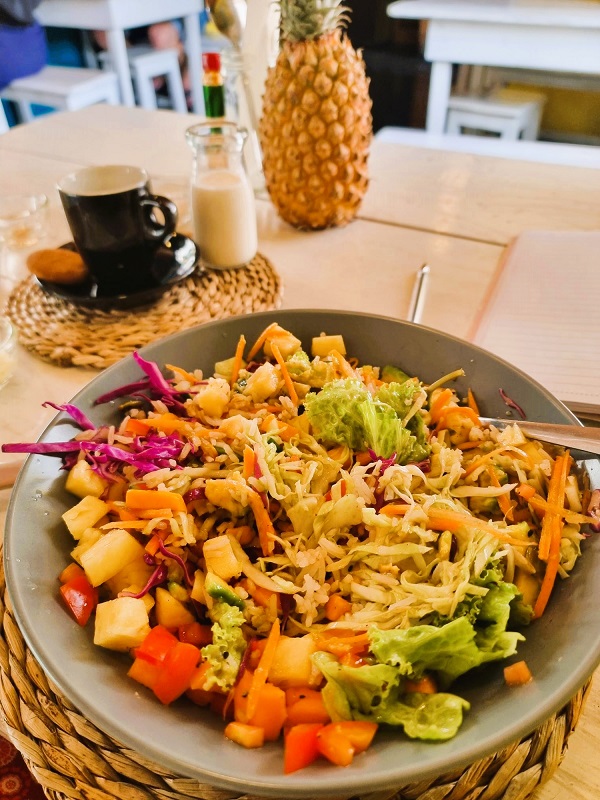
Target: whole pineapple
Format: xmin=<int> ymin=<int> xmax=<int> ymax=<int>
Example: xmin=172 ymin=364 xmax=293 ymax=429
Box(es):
xmin=259 ymin=0 xmax=373 ymax=230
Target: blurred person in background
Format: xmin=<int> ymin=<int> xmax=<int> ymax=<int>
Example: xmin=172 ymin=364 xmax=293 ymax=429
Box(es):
xmin=0 ymin=0 xmax=47 ymax=89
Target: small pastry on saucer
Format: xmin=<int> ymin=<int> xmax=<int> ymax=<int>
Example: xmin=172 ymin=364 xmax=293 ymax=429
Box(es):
xmin=27 ymin=248 xmax=89 ymax=285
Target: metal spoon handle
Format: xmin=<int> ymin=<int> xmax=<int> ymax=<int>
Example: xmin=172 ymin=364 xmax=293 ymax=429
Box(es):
xmin=480 ymin=417 xmax=600 ymax=456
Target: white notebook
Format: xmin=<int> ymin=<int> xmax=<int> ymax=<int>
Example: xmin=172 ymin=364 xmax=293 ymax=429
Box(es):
xmin=469 ymin=230 xmax=600 ymax=418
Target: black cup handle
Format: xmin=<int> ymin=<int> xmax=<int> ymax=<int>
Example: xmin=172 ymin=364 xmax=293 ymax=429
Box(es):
xmin=140 ymin=194 xmax=178 ymax=242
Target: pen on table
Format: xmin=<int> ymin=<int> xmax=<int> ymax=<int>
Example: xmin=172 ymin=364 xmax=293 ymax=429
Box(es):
xmin=407 ymin=263 xmax=430 ymax=324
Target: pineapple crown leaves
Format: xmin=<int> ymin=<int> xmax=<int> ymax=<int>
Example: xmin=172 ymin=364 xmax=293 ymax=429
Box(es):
xmin=278 ymin=0 xmax=351 ymax=42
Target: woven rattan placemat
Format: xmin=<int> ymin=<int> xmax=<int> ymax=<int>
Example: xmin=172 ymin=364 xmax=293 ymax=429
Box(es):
xmin=0 ymin=544 xmax=592 ymax=800
xmin=5 ymin=253 xmax=282 ymax=370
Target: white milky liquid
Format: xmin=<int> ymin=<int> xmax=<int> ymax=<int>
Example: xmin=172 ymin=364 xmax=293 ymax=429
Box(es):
xmin=191 ymin=170 xmax=257 ymax=269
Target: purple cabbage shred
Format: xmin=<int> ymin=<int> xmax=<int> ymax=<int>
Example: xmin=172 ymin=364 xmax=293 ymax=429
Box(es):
xmin=94 ymin=378 xmax=151 ymax=405
xmin=156 ymin=539 xmax=194 ymax=587
xmin=120 ymin=563 xmax=168 ymax=599
xmin=42 ymin=402 xmax=96 ymax=430
xmin=499 ymin=388 xmax=527 ymax=419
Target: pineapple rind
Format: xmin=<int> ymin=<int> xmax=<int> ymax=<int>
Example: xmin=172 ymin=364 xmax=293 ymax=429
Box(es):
xmin=260 ymin=29 xmax=372 ymax=230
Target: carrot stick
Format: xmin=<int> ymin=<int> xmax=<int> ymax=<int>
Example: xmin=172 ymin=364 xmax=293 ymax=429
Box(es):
xmin=246 ymin=488 xmax=275 ymax=556
xmin=243 ymin=445 xmax=255 ymax=481
xmin=486 ymin=466 xmax=515 ymax=521
xmin=533 ymin=518 xmax=562 ymax=619
xmin=230 ymin=334 xmax=246 ymax=387
xmin=463 ymin=446 xmax=531 ymax=478
xmin=457 ymin=441 xmax=484 ymax=451
xmin=516 ymin=483 xmax=536 ymax=501
xmin=467 ymin=388 xmax=480 ymax=416
xmin=331 ymin=349 xmax=356 ymax=379
xmin=270 ymin=343 xmax=299 ymax=406
xmin=429 ymin=388 xmax=453 ymax=424
xmin=538 ymin=454 xmax=569 ymax=561
xmin=247 ymin=322 xmax=279 ymax=361
xmin=126 ymin=488 xmax=187 ymax=513
xmin=426 ymin=507 xmax=528 ymax=547
xmin=436 ymin=405 xmax=481 ymax=432
xmin=246 ymin=619 xmax=280 ymax=720
xmin=379 ymin=503 xmax=411 ymax=516
xmin=166 ymin=363 xmax=197 ymax=383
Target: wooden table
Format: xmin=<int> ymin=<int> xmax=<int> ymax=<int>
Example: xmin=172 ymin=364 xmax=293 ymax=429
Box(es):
xmin=387 ymin=0 xmax=600 ymax=133
xmin=36 ymin=0 xmax=205 ymax=113
xmin=1 ymin=104 xmax=600 ymax=799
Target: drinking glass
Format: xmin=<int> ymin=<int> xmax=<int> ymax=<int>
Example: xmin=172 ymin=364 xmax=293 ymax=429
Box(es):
xmin=0 ymin=193 xmax=49 ymax=278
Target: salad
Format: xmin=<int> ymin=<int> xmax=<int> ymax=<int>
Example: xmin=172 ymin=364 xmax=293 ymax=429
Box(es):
xmin=3 ymin=321 xmax=597 ymax=774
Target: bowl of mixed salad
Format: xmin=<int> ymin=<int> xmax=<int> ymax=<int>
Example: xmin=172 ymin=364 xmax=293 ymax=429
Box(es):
xmin=3 ymin=309 xmax=600 ymax=798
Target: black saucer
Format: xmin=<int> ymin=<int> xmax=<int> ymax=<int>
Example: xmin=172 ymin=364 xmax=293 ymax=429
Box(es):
xmin=37 ymin=234 xmax=199 ymax=311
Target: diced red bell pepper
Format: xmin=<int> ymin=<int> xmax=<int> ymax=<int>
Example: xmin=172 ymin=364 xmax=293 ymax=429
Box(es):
xmin=284 ymin=723 xmax=324 ymax=774
xmin=59 ymin=574 xmax=98 ymax=626
xmin=128 ymin=657 xmax=162 ymax=690
xmin=323 ymin=721 xmax=378 ymax=753
xmin=178 ymin=622 xmax=213 ymax=646
xmin=152 ymin=641 xmax=201 ymax=705
xmin=316 ymin=725 xmax=355 ymax=767
xmin=135 ymin=625 xmax=178 ymax=666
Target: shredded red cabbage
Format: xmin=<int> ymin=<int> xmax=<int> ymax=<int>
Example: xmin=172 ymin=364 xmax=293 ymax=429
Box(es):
xmin=42 ymin=402 xmax=96 ymax=430
xmin=499 ymin=389 xmax=527 ymax=419
xmin=94 ymin=379 xmax=151 ymax=405
xmin=156 ymin=540 xmax=194 ymax=587
xmin=133 ymin=351 xmax=176 ymax=396
xmin=120 ymin=563 xmax=168 ymax=599
xmin=1 ymin=441 xmax=83 ymax=455
xmin=588 ymin=489 xmax=600 ymax=532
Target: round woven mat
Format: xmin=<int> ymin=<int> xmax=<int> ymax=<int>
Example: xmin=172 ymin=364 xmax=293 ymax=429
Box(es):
xmin=5 ymin=253 xmax=282 ymax=370
xmin=0 ymin=551 xmax=591 ymax=800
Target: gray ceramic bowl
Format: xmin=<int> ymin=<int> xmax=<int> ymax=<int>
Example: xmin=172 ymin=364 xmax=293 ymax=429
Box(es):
xmin=5 ymin=310 xmax=600 ymax=798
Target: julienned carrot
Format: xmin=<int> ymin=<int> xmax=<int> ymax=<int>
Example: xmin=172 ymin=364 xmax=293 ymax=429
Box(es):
xmin=516 ymin=483 xmax=536 ymax=501
xmin=463 ymin=446 xmax=531 ymax=478
xmin=436 ymin=405 xmax=481 ymax=432
xmin=426 ymin=507 xmax=529 ymax=547
xmin=486 ymin=466 xmax=515 ymax=521
xmin=246 ymin=488 xmax=275 ymax=556
xmin=246 ymin=619 xmax=281 ymax=721
xmin=166 ymin=363 xmax=197 ymax=384
xmin=331 ymin=349 xmax=356 ymax=379
xmin=124 ymin=418 xmax=152 ymax=436
xmin=467 ymin=388 xmax=480 ymax=416
xmin=457 ymin=440 xmax=484 ymax=451
xmin=538 ymin=454 xmax=569 ymax=562
xmin=270 ymin=343 xmax=299 ymax=406
xmin=429 ymin=388 xmax=453 ymax=424
xmin=380 ymin=503 xmax=411 ymax=516
xmin=126 ymin=488 xmax=187 ymax=513
xmin=247 ymin=322 xmax=279 ymax=361
xmin=533 ymin=520 xmax=562 ymax=619
xmin=526 ymin=494 xmax=593 ymax=525
xmin=230 ymin=334 xmax=246 ymax=387
xmin=243 ymin=444 xmax=255 ymax=481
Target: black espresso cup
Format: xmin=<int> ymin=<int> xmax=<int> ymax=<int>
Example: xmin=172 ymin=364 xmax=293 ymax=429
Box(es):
xmin=58 ymin=165 xmax=178 ymax=295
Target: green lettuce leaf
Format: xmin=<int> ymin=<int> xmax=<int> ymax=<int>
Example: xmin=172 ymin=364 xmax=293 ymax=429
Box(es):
xmin=200 ymin=600 xmax=247 ymax=692
xmin=313 ymin=652 xmax=469 ymax=741
xmin=304 ymin=378 xmax=430 ymax=463
xmin=369 ymin=581 xmax=524 ymax=687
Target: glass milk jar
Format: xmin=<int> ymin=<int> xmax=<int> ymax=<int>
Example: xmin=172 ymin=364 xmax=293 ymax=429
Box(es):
xmin=186 ymin=122 xmax=257 ymax=269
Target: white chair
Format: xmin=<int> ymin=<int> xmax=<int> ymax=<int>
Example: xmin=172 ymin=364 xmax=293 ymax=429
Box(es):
xmin=445 ymin=88 xmax=546 ymax=141
xmin=0 ymin=66 xmax=120 ymax=123
xmin=99 ymin=46 xmax=187 ymax=113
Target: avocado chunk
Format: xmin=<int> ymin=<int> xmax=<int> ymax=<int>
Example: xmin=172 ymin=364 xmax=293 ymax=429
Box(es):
xmin=381 ymin=364 xmax=412 ymax=384
xmin=205 ymin=571 xmax=245 ymax=609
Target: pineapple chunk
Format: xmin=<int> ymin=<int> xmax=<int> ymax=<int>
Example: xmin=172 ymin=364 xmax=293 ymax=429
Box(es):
xmin=204 ymin=535 xmax=242 ymax=582
xmin=268 ymin=635 xmax=321 ymax=688
xmin=80 ymin=529 xmax=145 ymax=587
xmin=155 ymin=586 xmax=196 ymax=628
xmin=195 ymin=377 xmax=231 ymax=418
xmin=94 ymin=597 xmax=151 ymax=652
xmin=311 ymin=334 xmax=346 ymax=358
xmin=65 ymin=460 xmax=109 ymax=499
xmin=71 ymin=527 xmax=102 ymax=564
xmin=62 ymin=495 xmax=109 ymax=540
xmin=263 ymin=325 xmax=302 ymax=360
xmin=215 ymin=356 xmax=246 ymax=382
xmin=121 ymin=586 xmax=155 ymax=614
xmin=243 ymin=362 xmax=279 ymax=403
xmin=105 ymin=558 xmax=155 ymax=597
